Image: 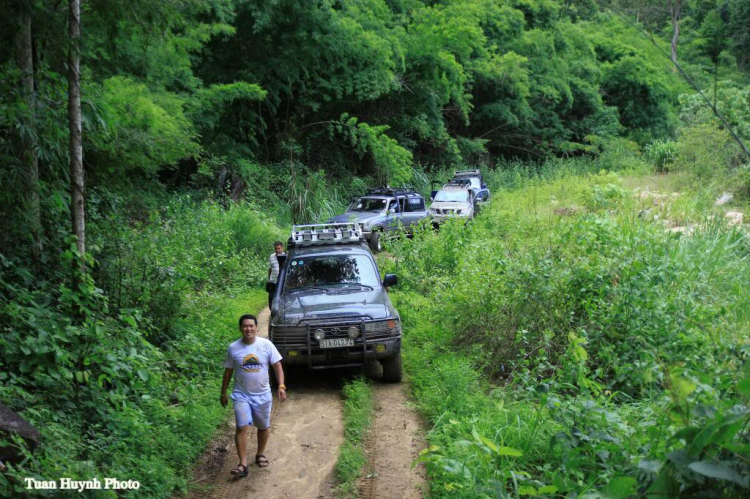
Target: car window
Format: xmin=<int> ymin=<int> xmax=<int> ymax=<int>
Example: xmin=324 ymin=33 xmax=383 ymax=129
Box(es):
xmin=405 ymin=198 xmax=425 ymax=212
xmin=434 ymin=190 xmax=470 ymax=203
xmin=285 ymin=254 xmax=379 ymax=289
xmin=349 ymin=198 xmax=387 ymax=212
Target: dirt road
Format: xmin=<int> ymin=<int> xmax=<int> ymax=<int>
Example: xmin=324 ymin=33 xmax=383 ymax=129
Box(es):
xmin=185 ymin=307 xmax=426 ymax=498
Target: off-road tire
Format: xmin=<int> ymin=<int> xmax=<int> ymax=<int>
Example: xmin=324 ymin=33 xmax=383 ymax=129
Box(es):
xmin=369 ymin=230 xmax=383 ymax=252
xmin=381 ymin=351 xmax=402 ymax=383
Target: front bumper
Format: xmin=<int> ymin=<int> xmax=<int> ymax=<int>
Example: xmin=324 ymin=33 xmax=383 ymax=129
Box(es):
xmin=430 ymin=212 xmax=471 ymax=224
xmin=271 ymin=322 xmax=401 ymax=370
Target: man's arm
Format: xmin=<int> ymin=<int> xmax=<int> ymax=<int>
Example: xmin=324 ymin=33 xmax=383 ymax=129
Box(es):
xmin=220 ymin=368 xmax=233 ymax=407
xmin=272 ymin=361 xmax=286 ymax=401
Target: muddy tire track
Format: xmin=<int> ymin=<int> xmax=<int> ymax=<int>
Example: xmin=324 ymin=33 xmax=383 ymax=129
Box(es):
xmin=359 ymin=383 xmax=427 ymax=499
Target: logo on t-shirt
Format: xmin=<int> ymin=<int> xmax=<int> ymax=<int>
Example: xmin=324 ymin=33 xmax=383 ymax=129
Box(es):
xmin=241 ymin=354 xmax=261 ymax=373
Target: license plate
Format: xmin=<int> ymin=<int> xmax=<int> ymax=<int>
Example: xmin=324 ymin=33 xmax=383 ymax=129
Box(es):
xmin=319 ymin=338 xmax=354 ymax=349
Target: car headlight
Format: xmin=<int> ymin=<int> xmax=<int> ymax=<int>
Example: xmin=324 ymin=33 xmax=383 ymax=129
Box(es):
xmin=348 ymin=326 xmax=360 ymax=339
xmin=314 ymin=329 xmax=325 ymax=340
xmin=364 ymin=319 xmax=400 ymax=334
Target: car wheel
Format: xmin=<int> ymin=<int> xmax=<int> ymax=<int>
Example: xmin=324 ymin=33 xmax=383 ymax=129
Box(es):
xmin=381 ymin=351 xmax=402 ymax=383
xmin=369 ymin=230 xmax=382 ymax=252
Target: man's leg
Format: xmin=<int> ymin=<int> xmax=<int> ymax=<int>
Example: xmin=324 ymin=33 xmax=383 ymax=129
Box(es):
xmin=250 ymin=393 xmax=273 ymax=467
xmin=257 ymin=428 xmax=269 ymax=457
xmin=235 ymin=425 xmax=249 ymax=467
xmin=232 ymin=397 xmax=253 ymax=475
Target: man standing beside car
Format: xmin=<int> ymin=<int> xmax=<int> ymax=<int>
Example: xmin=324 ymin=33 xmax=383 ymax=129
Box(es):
xmin=267 ymin=241 xmax=285 ymax=308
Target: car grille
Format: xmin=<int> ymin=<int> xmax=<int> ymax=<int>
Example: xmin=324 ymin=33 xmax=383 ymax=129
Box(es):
xmin=271 ymin=322 xmax=395 ymax=346
xmin=270 ymin=326 xmax=307 ymax=346
xmin=434 ymin=208 xmax=460 ymax=215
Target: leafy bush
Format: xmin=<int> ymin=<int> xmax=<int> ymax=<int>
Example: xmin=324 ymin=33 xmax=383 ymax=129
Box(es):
xmin=645 ymin=138 xmax=678 ymax=172
xmin=673 ymin=122 xmax=742 ymax=180
xmin=386 ymin=166 xmax=750 ymax=497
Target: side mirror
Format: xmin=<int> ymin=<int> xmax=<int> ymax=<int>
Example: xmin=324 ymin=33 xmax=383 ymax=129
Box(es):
xmin=389 ymin=207 xmax=397 ymax=214
xmin=383 ymin=274 xmax=398 ymax=287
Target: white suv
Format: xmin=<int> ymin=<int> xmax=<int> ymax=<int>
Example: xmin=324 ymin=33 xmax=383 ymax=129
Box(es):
xmin=429 ymin=185 xmax=476 ymax=224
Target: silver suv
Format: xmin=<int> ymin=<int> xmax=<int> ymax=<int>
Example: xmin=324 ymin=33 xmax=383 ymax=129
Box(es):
xmin=429 ymin=185 xmax=476 ymax=224
xmin=269 ymin=223 xmax=402 ymax=382
xmin=328 ymin=187 xmax=428 ymax=251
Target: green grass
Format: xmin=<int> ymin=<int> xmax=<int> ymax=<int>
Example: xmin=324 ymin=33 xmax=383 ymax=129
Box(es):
xmin=334 ymin=378 xmax=375 ymax=498
xmin=386 ymin=167 xmax=750 ymax=497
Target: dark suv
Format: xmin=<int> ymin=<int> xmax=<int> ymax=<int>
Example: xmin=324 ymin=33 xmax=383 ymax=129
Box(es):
xmin=269 ymin=223 xmax=402 ymax=381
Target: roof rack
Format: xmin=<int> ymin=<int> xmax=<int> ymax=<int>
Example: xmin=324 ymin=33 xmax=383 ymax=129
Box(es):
xmin=453 ymin=169 xmax=481 ymax=177
xmin=365 ymin=186 xmax=418 ymax=196
xmin=290 ymin=223 xmax=364 ymax=247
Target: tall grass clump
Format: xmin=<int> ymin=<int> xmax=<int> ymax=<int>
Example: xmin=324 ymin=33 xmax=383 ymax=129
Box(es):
xmin=644 ymin=138 xmax=677 ymax=172
xmin=385 ymin=166 xmax=750 ymax=497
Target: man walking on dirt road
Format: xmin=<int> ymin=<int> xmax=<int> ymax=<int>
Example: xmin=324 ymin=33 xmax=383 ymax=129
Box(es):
xmin=220 ymin=314 xmax=287 ymax=478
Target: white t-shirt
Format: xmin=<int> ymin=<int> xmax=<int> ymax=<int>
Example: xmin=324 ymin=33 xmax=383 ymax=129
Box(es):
xmin=223 ymin=337 xmax=283 ymax=396
xmin=268 ymin=252 xmax=285 ymax=283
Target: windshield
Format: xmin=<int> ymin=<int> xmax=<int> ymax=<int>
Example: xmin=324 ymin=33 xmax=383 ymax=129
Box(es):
xmin=284 ymin=254 xmax=379 ymax=289
xmin=349 ymin=197 xmax=387 ymax=212
xmin=434 ymin=190 xmax=470 ymax=203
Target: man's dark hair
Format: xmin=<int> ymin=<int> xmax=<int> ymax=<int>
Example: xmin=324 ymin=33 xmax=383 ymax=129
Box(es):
xmin=274 ymin=241 xmax=283 ymax=248
xmin=239 ymin=314 xmax=258 ymax=328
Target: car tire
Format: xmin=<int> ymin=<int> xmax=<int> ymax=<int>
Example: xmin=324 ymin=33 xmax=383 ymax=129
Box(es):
xmin=369 ymin=230 xmax=382 ymax=252
xmin=381 ymin=351 xmax=402 ymax=383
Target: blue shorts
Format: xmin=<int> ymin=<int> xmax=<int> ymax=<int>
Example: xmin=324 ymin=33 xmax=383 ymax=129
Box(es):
xmin=231 ymin=391 xmax=273 ymax=430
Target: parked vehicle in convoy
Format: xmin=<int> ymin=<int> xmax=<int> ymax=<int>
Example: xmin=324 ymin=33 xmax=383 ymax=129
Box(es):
xmin=328 ymin=187 xmax=428 ymax=252
xmin=449 ymin=169 xmax=491 ymax=205
xmin=269 ymin=223 xmax=402 ymax=382
xmin=428 ymin=185 xmax=477 ymax=224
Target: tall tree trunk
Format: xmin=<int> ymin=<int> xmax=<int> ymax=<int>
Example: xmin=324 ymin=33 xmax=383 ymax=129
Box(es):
xmin=16 ymin=12 xmax=42 ymax=265
xmin=668 ymin=0 xmax=683 ymax=65
xmin=68 ymin=0 xmax=85 ymax=264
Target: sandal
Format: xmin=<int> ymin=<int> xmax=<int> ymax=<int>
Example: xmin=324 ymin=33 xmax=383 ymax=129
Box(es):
xmin=255 ymin=454 xmax=269 ymax=468
xmin=230 ymin=464 xmax=248 ymax=478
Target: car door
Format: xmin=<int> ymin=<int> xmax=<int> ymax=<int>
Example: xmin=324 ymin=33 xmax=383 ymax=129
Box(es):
xmin=384 ymin=199 xmax=401 ymax=232
xmin=402 ymin=197 xmax=427 ymax=228
xmin=474 ymin=189 xmax=489 ymax=213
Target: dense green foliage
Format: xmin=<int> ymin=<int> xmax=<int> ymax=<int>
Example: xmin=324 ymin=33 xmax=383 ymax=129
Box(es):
xmin=1 ymin=0 xmax=750 ymax=496
xmin=0 ymin=198 xmax=278 ymax=497
xmin=380 ymin=162 xmax=750 ymax=497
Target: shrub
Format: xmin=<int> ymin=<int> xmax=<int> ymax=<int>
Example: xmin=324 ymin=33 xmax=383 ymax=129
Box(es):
xmin=644 ymin=138 xmax=677 ymax=172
